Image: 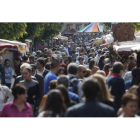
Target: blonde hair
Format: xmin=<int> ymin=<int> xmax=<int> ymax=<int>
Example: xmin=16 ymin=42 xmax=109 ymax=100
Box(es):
xmin=90 ymin=74 xmax=113 ymax=102
xmin=20 ymin=63 xmax=31 ymax=70
xmin=96 ymin=70 xmax=106 ymax=77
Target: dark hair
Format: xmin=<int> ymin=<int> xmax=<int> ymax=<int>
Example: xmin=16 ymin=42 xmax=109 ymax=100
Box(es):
xmin=49 ymin=80 xmax=57 ymax=90
xmin=131 ymin=68 xmax=140 ymax=86
xmin=128 ymin=63 xmax=136 ymax=71
xmin=37 ymin=58 xmax=45 ymax=67
xmin=29 ymin=55 xmax=35 ymax=60
xmin=67 ymin=63 xmax=78 ymax=75
xmin=112 ymin=62 xmax=123 ymax=74
xmin=30 ymin=64 xmax=37 ymax=70
xmin=82 ymin=78 xmax=100 ymax=100
xmin=78 ymin=56 xmax=84 ymax=61
xmin=58 ymin=67 xmax=66 ymax=75
xmin=98 ymin=55 xmax=105 ymax=64
xmin=43 ymin=89 xmax=66 ymax=117
xmin=57 ymin=75 xmax=69 ymax=88
xmin=66 ymin=56 xmax=73 ymax=63
xmin=51 ymin=59 xmax=60 ymax=69
xmin=13 ymin=57 xmax=22 ymax=63
xmin=104 ymin=63 xmax=111 ymax=70
xmin=121 ymin=92 xmax=138 ymax=106
xmin=22 ymin=55 xmax=28 ymax=61
xmin=4 ymin=59 xmax=10 ymax=64
xmin=12 ymin=84 xmax=26 ymax=99
xmin=89 ymin=59 xmax=95 ymax=69
xmin=45 ymin=62 xmax=51 ymax=70
xmin=56 ymin=85 xmax=71 ymax=108
xmin=88 ymin=57 xmax=93 ymax=63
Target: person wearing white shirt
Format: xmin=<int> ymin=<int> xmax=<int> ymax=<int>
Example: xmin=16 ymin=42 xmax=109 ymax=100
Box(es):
xmin=0 ymin=85 xmax=14 ymax=112
xmin=64 ymin=45 xmax=69 ymax=56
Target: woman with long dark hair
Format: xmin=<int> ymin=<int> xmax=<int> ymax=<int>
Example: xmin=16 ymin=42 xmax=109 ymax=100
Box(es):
xmin=98 ymin=55 xmax=105 ymax=70
xmin=56 ymin=85 xmax=76 ymax=108
xmin=38 ymin=89 xmax=66 ymax=117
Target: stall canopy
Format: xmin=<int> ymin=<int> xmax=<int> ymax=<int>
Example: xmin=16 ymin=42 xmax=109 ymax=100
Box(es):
xmin=77 ymin=22 xmax=103 ymax=33
xmin=52 ymin=33 xmax=68 ymax=40
xmin=113 ymin=41 xmax=140 ymax=52
xmin=0 ymin=39 xmax=27 ymax=53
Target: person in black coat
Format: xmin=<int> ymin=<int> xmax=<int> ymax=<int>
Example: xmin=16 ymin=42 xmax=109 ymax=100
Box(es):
xmin=0 ymin=56 xmax=5 ymax=85
xmin=13 ymin=57 xmax=22 ymax=77
xmin=66 ymin=77 xmax=116 ymax=117
xmin=30 ymin=64 xmax=44 ymax=107
xmin=106 ymin=62 xmax=125 ymax=112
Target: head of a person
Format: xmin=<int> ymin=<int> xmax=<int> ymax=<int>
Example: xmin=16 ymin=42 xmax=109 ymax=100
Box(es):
xmin=99 ymin=55 xmax=105 ymax=64
xmin=89 ymin=59 xmax=95 ymax=70
xmin=12 ymin=84 xmax=27 ymax=102
xmin=49 ymin=80 xmax=57 ymax=90
xmin=78 ymin=56 xmax=84 ymax=65
xmin=45 ymin=62 xmax=51 ymax=70
xmin=128 ymin=85 xmax=140 ymax=101
xmin=128 ymin=62 xmax=136 ymax=71
xmin=20 ymin=63 xmax=31 ymax=76
xmin=4 ymin=59 xmax=10 ymax=67
xmin=22 ymin=67 xmax=32 ymax=80
xmin=65 ymin=56 xmax=73 ymax=66
xmin=96 ymin=70 xmax=106 ymax=77
xmin=47 ymin=49 xmax=52 ymax=57
xmin=51 ymin=59 xmax=60 ymax=73
xmin=13 ymin=57 xmax=22 ymax=67
xmin=131 ymin=68 xmax=140 ymax=86
xmin=43 ymin=89 xmax=66 ymax=117
xmin=58 ymin=67 xmax=66 ymax=76
xmin=44 ymin=48 xmax=48 ymax=54
xmin=98 ymin=50 xmax=102 ymax=56
xmin=36 ymin=58 xmax=45 ymax=70
xmin=91 ymin=74 xmax=112 ymax=102
xmin=85 ymin=69 xmax=91 ymax=78
xmin=77 ymin=65 xmax=86 ymax=79
xmin=57 ymin=75 xmax=69 ymax=89
xmin=30 ymin=64 xmax=37 ymax=76
xmin=129 ymin=55 xmax=135 ymax=62
xmin=82 ymin=77 xmax=100 ymax=100
xmin=22 ymin=55 xmax=28 ymax=62
xmin=104 ymin=63 xmax=111 ymax=71
xmin=56 ymin=85 xmax=70 ymax=108
xmin=121 ymin=92 xmax=138 ymax=117
xmin=112 ymin=62 xmax=124 ymax=76
xmin=67 ymin=63 xmax=78 ymax=75
xmin=29 ymin=55 xmax=35 ymax=64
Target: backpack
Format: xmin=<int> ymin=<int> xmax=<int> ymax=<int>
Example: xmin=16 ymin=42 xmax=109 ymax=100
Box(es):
xmin=69 ymin=76 xmax=79 ymax=94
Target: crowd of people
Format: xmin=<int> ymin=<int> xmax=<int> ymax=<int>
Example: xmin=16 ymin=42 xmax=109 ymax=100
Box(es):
xmin=0 ymin=34 xmax=140 ymax=117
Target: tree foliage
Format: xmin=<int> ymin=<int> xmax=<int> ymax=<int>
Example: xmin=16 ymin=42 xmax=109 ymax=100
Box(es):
xmin=0 ymin=23 xmax=27 ymax=40
xmin=133 ymin=23 xmax=140 ymax=31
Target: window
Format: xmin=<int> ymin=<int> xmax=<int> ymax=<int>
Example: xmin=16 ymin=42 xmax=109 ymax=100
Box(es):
xmin=76 ymin=24 xmax=80 ymax=30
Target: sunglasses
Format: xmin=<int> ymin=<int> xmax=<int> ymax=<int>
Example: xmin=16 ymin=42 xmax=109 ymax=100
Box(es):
xmin=82 ymin=71 xmax=86 ymax=73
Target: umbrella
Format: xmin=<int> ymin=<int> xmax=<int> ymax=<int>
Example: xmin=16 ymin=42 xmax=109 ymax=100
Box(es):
xmin=77 ymin=22 xmax=103 ymax=33
xmin=53 ymin=33 xmax=68 ymax=40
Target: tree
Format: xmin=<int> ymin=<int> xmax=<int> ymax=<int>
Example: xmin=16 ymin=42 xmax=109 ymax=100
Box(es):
xmin=133 ymin=23 xmax=140 ymax=31
xmin=0 ymin=23 xmax=27 ymax=40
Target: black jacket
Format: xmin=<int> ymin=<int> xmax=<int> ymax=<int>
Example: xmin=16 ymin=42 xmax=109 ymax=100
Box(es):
xmin=35 ymin=73 xmax=44 ymax=106
xmin=43 ymin=69 xmax=49 ymax=78
xmin=0 ymin=64 xmax=5 ymax=85
xmin=13 ymin=75 xmax=37 ymax=87
xmin=106 ymin=76 xmax=125 ymax=112
xmin=66 ymin=100 xmax=116 ymax=117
